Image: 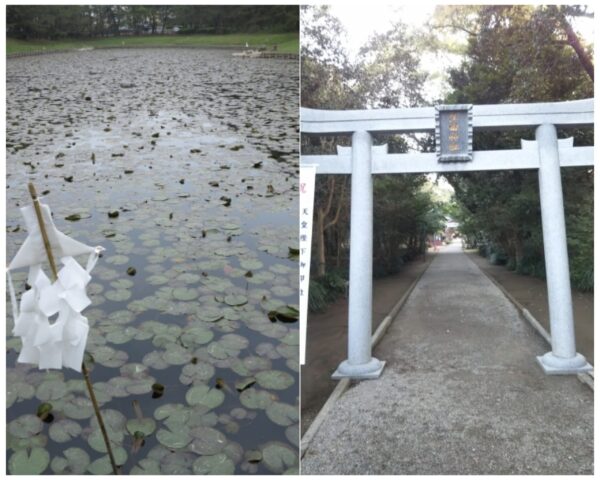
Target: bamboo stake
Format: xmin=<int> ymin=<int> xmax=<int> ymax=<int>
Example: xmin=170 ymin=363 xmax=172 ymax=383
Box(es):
xmin=28 ymin=183 xmax=119 ymax=475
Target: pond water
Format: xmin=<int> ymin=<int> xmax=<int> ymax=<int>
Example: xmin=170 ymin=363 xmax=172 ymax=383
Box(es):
xmin=6 ymin=48 xmax=299 ymax=475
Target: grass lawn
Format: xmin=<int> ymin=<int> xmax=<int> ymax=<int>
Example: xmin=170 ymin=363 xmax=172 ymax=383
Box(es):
xmin=7 ymin=32 xmax=299 ymax=55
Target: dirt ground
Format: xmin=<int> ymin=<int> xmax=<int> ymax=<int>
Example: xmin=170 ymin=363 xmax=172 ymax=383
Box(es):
xmin=301 ymin=255 xmax=433 ymax=434
xmin=467 ymin=252 xmax=593 ymax=363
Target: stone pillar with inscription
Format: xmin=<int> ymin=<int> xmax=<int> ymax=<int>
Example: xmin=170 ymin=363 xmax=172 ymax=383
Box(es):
xmin=332 ymin=130 xmax=385 ymax=379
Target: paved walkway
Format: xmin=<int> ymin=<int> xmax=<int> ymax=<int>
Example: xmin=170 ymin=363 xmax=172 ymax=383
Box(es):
xmin=302 ymin=242 xmax=593 ymax=475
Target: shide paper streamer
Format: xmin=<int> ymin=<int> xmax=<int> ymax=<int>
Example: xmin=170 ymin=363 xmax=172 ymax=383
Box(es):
xmin=7 ymin=193 xmax=103 ymax=371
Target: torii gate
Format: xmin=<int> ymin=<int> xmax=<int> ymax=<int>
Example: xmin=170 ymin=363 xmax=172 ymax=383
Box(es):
xmin=301 ymin=98 xmax=593 ymax=380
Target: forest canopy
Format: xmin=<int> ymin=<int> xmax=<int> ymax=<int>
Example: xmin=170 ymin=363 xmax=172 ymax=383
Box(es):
xmin=6 ymin=5 xmax=299 ymax=39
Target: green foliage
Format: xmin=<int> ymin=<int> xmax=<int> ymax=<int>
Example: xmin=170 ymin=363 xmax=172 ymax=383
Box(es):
xmin=308 ymin=271 xmax=348 ymax=313
xmin=441 ymin=5 xmax=593 ymax=291
xmin=6 ymin=5 xmax=299 ymax=40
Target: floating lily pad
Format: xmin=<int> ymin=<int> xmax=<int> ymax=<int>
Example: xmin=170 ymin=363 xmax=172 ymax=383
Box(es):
xmin=156 ymin=426 xmax=192 ymax=449
xmin=239 ymin=389 xmax=275 ymax=410
xmin=61 ymin=395 xmax=95 ymax=420
xmin=179 ymin=362 xmax=215 ymax=385
xmin=235 ymin=377 xmax=256 ymax=392
xmin=261 ymin=442 xmax=298 ymax=474
xmin=50 ymin=447 xmax=90 ymax=474
xmin=266 ymin=402 xmax=299 ymax=427
xmin=91 ymin=346 xmax=129 ymax=368
xmin=154 ymin=403 xmax=191 ymax=428
xmin=181 ymin=326 xmax=214 ymax=347
xmin=192 ymin=454 xmax=235 ymax=475
xmin=130 ymin=458 xmax=161 ymax=475
xmin=188 ymin=426 xmax=227 ymax=455
xmin=36 ymin=378 xmax=68 ymax=401
xmin=186 ymin=385 xmax=225 ymax=410
xmin=223 ymin=294 xmax=248 ymax=306
xmin=87 ymin=447 xmax=127 ymax=475
xmin=8 ymin=447 xmax=50 ymax=474
xmin=49 ymin=419 xmax=82 ymax=443
xmin=255 ymin=370 xmax=295 ymax=390
xmin=127 ymin=418 xmax=157 ymax=436
xmin=173 ymin=287 xmax=199 ymax=301
xmin=8 ymin=414 xmax=43 ymax=439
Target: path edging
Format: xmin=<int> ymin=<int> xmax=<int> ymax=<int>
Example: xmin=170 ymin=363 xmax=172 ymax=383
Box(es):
xmin=300 ymin=253 xmax=435 ymax=459
xmin=467 ymin=253 xmax=594 ymax=391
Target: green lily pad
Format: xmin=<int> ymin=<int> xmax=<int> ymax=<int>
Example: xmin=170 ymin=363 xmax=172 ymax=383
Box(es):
xmin=181 ymin=326 xmax=214 ymax=347
xmin=49 ymin=419 xmax=82 ymax=443
xmin=239 ymin=258 xmax=263 ymax=270
xmin=265 ymin=402 xmax=299 ymax=426
xmin=91 ymin=346 xmax=129 ymax=368
xmin=285 ymin=424 xmax=299 ymax=448
xmin=162 ymin=343 xmax=192 ymax=365
xmin=255 ymin=370 xmax=295 ymax=390
xmin=130 ymin=458 xmax=161 ymax=475
xmin=239 ymin=389 xmax=275 ymax=410
xmin=261 ymin=442 xmax=298 ymax=474
xmin=105 ymin=289 xmax=132 ymax=302
xmin=8 ymin=447 xmax=50 ymax=474
xmin=8 ymin=414 xmax=43 ymax=439
xmin=186 ymin=385 xmax=225 ymax=409
xmin=223 ymin=294 xmax=248 ymax=306
xmin=192 ymin=454 xmax=235 ymax=475
xmin=235 ymin=377 xmax=256 ymax=392
xmin=60 ymin=395 xmax=95 ymax=420
xmin=156 ymin=426 xmax=192 ymax=449
xmin=87 ymin=447 xmax=127 ymax=474
xmin=129 ymin=458 xmax=161 ymax=475
xmin=127 ymin=418 xmax=157 ymax=436
xmin=50 ymin=447 xmax=90 ymax=474
xmin=173 ymin=287 xmax=199 ymax=301
xmin=188 ymin=426 xmax=228 ymax=455
xmin=154 ymin=404 xmax=191 ymax=428
xmin=36 ymin=378 xmax=68 ymax=401
xmin=179 ymin=362 xmax=215 ymax=385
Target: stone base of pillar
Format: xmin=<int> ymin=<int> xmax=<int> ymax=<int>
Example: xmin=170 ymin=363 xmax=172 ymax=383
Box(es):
xmin=332 ymin=357 xmax=385 ymax=380
xmin=536 ymin=351 xmax=592 ymax=375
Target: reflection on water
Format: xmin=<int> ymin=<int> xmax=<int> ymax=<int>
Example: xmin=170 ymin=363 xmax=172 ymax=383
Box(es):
xmin=6 ymin=48 xmax=299 ymax=475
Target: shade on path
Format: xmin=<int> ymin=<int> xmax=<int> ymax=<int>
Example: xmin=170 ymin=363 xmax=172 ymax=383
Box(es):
xmin=302 ymin=241 xmax=593 ymax=475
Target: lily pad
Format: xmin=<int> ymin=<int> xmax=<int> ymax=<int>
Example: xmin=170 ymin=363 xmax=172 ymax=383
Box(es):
xmin=192 ymin=454 xmax=235 ymax=475
xmin=179 ymin=362 xmax=215 ymax=385
xmin=49 ymin=419 xmax=82 ymax=443
xmin=127 ymin=418 xmax=157 ymax=436
xmin=8 ymin=447 xmax=50 ymax=474
xmin=223 ymin=294 xmax=248 ymax=306
xmin=87 ymin=447 xmax=127 ymax=474
xmin=173 ymin=287 xmax=199 ymax=301
xmin=265 ymin=402 xmax=299 ymax=427
xmin=50 ymin=447 xmax=90 ymax=474
xmin=186 ymin=385 xmax=225 ymax=410
xmin=188 ymin=426 xmax=228 ymax=455
xmin=239 ymin=389 xmax=275 ymax=410
xmin=255 ymin=370 xmax=295 ymax=390
xmin=181 ymin=326 xmax=214 ymax=347
xmin=130 ymin=458 xmax=161 ymax=475
xmin=156 ymin=426 xmax=192 ymax=449
xmin=8 ymin=414 xmax=43 ymax=439
xmin=261 ymin=442 xmax=298 ymax=474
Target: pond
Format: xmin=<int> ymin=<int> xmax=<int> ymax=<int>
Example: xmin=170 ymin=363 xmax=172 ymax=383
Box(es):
xmin=6 ymin=48 xmax=299 ymax=475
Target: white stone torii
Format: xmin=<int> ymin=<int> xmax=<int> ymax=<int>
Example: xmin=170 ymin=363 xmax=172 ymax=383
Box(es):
xmin=301 ymin=98 xmax=593 ymax=380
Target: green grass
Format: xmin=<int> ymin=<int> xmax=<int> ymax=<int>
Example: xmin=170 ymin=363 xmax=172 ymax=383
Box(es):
xmin=7 ymin=32 xmax=299 ymax=55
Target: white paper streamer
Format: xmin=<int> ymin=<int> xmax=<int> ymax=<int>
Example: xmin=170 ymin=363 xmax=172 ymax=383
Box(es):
xmin=7 ymin=200 xmax=103 ymax=372
xmin=299 ymin=165 xmax=317 ymax=365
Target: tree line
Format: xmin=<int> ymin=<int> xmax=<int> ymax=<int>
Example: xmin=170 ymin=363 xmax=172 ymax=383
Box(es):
xmin=302 ymin=5 xmax=593 ymax=311
xmin=6 ymin=5 xmax=299 ymax=39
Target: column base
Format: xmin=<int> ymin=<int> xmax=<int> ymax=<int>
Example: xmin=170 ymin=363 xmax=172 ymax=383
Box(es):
xmin=332 ymin=357 xmax=385 ymax=380
xmin=536 ymin=351 xmax=593 ymax=375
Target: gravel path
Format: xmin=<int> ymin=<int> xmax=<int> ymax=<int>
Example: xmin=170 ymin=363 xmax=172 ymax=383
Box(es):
xmin=302 ymin=241 xmax=593 ymax=475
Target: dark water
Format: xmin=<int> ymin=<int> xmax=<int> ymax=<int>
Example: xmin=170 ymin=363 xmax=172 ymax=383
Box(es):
xmin=6 ymin=48 xmax=299 ymax=475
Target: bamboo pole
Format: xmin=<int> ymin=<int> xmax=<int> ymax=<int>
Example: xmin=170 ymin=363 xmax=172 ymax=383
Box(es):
xmin=28 ymin=183 xmax=119 ymax=475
